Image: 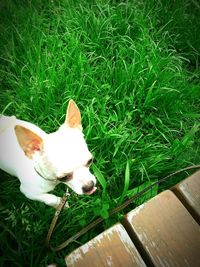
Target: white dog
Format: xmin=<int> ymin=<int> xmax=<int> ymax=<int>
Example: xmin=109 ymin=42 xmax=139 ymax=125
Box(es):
xmin=0 ymin=100 xmax=97 ymax=208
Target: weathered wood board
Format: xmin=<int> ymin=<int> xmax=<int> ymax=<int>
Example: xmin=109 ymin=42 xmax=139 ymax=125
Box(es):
xmin=123 ymin=190 xmax=200 ymax=267
xmin=65 ymin=223 xmax=146 ymax=267
xmin=172 ymin=170 xmax=200 ymax=224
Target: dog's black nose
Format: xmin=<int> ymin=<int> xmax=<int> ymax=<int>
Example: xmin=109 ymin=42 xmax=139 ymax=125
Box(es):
xmin=82 ymin=181 xmax=95 ymax=193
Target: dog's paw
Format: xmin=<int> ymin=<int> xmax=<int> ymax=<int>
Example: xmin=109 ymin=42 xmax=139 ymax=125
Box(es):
xmin=47 ymin=264 xmax=57 ymax=267
xmin=64 ymin=201 xmax=70 ymax=209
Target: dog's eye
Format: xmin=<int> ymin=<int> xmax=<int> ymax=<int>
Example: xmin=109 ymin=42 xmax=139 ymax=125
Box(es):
xmin=58 ymin=173 xmax=73 ymax=182
xmin=86 ymin=158 xmax=93 ymax=167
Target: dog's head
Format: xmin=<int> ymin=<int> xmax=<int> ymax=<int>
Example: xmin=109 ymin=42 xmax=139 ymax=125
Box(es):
xmin=14 ymin=100 xmax=97 ymax=195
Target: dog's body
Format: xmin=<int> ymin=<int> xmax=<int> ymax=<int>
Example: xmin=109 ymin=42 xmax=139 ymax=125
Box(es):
xmin=0 ymin=100 xmax=96 ymax=208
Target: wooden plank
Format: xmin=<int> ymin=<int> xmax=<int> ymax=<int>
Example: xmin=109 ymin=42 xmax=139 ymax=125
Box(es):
xmin=65 ymin=223 xmax=146 ymax=267
xmin=123 ymin=190 xmax=200 ymax=267
xmin=172 ymin=170 xmax=200 ymax=224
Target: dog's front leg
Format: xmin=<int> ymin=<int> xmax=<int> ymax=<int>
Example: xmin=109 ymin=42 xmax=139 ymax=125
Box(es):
xmin=28 ymin=193 xmax=64 ymax=208
xmin=20 ymin=184 xmax=69 ymax=208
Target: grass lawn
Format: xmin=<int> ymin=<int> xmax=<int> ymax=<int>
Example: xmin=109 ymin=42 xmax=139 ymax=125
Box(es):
xmin=0 ymin=0 xmax=200 ymax=266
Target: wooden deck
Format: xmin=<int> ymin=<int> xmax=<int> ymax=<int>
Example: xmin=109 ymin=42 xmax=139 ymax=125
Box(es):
xmin=65 ymin=171 xmax=200 ymax=267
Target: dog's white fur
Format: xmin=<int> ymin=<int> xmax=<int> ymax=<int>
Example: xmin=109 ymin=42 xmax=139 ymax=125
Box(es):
xmin=0 ymin=100 xmax=96 ymax=208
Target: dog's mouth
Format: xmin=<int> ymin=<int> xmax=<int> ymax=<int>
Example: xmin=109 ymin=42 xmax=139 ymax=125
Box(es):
xmin=85 ymin=186 xmax=97 ymax=195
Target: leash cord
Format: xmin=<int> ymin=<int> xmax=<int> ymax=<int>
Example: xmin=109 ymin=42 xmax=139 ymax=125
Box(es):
xmin=46 ymin=164 xmax=200 ymax=251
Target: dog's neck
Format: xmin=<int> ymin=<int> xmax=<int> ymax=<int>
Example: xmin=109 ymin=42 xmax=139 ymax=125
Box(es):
xmin=34 ymin=167 xmax=57 ymax=182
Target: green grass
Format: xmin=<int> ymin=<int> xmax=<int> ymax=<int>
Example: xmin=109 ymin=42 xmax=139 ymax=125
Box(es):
xmin=0 ymin=0 xmax=200 ymax=266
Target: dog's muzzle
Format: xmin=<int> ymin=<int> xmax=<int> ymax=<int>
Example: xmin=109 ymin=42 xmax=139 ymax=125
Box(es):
xmin=82 ymin=181 xmax=96 ymax=195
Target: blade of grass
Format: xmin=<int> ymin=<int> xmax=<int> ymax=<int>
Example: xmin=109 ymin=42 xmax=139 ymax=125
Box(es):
xmin=119 ymin=160 xmax=130 ymax=204
xmin=92 ymin=163 xmax=107 ymax=196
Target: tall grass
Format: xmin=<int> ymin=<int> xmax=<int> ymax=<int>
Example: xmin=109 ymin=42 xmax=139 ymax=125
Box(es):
xmin=0 ymin=0 xmax=200 ymax=266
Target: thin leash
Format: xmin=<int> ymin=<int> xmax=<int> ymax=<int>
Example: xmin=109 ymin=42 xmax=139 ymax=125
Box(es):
xmin=46 ymin=164 xmax=200 ymax=251
xmin=46 ymin=189 xmax=70 ymax=251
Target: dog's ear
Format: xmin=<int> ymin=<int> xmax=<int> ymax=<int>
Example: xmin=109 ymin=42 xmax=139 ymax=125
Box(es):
xmin=14 ymin=125 xmax=43 ymax=159
xmin=65 ymin=99 xmax=82 ymax=129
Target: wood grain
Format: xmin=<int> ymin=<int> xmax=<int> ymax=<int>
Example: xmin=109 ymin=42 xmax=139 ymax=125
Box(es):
xmin=172 ymin=170 xmax=200 ymax=224
xmin=65 ymin=223 xmax=146 ymax=267
xmin=123 ymin=190 xmax=200 ymax=267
